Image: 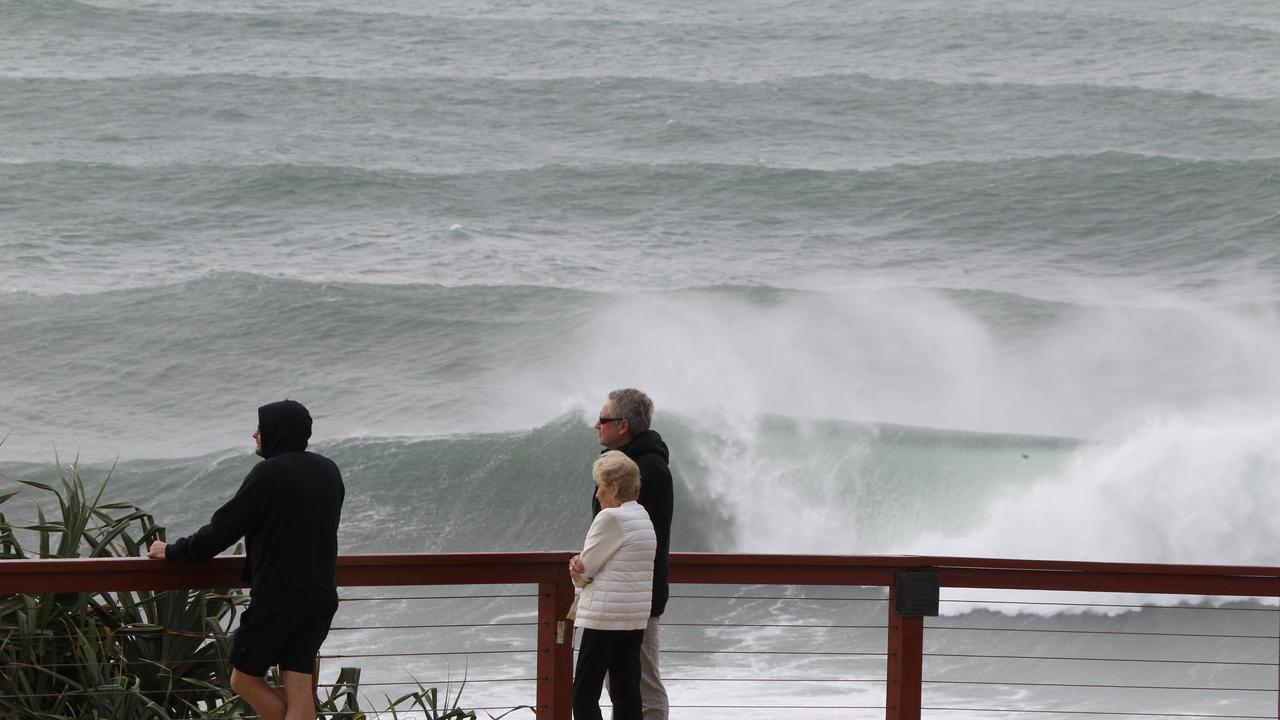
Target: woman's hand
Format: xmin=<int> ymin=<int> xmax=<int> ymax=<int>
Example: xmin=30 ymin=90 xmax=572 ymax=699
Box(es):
xmin=569 ymin=554 xmax=585 ymax=584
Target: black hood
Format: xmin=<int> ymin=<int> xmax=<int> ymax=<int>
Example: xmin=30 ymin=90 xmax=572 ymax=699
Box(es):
xmin=258 ymin=399 xmax=312 ymax=458
xmin=623 ymin=429 xmax=669 ymax=463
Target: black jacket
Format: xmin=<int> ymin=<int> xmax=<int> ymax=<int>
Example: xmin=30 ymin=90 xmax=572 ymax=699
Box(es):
xmin=592 ymin=430 xmax=673 ymax=616
xmin=167 ymin=400 xmax=345 ymax=606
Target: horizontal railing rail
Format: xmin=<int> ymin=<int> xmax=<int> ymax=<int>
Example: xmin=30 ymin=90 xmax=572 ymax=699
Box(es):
xmin=3 ymin=552 xmax=1279 ymax=719
xmin=8 ymin=552 xmax=1280 ymax=595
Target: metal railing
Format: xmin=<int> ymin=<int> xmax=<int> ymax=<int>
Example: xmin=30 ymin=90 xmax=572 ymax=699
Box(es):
xmin=921 ymin=593 xmax=1278 ymax=718
xmin=3 ymin=552 xmax=1279 ymax=719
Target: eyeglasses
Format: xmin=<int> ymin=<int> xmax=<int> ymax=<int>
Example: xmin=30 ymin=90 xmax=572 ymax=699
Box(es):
xmin=597 ymin=416 xmax=624 ymax=425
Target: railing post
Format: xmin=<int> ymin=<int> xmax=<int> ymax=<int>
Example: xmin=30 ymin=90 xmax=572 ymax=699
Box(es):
xmin=537 ymin=578 xmax=575 ymax=720
xmin=885 ymin=572 xmax=936 ymax=720
xmin=885 ymin=595 xmax=923 ymax=719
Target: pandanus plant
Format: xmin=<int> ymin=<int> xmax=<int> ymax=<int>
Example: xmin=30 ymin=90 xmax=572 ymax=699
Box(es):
xmin=0 ymin=457 xmax=522 ymax=719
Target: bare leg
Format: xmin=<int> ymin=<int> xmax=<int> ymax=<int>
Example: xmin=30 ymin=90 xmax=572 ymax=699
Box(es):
xmin=231 ymin=669 xmax=286 ymax=720
xmin=281 ymin=670 xmax=317 ymax=720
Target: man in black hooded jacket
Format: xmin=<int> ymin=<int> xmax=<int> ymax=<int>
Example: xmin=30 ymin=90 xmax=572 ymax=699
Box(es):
xmin=574 ymin=387 xmax=673 ymax=720
xmin=147 ymin=399 xmax=344 ymax=720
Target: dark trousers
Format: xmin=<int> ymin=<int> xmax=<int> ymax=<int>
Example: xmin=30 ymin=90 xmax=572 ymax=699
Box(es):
xmin=572 ymin=628 xmax=645 ymax=720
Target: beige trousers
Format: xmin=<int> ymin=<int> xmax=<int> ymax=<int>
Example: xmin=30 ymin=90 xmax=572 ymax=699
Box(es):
xmin=606 ymin=616 xmax=669 ymax=720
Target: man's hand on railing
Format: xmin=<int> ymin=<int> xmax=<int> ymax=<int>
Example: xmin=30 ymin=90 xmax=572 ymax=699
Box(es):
xmin=146 ymin=540 xmax=167 ymax=559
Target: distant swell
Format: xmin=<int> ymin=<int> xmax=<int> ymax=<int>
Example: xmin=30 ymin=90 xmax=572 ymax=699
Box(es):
xmin=6 ymin=71 xmax=1280 ymax=106
xmin=7 ymin=409 xmax=1279 ymax=571
xmin=5 ymin=153 xmax=1280 ymax=206
xmin=0 ymin=414 xmax=1076 ymax=557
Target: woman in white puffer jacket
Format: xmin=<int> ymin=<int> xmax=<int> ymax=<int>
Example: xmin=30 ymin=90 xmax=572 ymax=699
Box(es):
xmin=568 ymin=450 xmax=657 ymax=720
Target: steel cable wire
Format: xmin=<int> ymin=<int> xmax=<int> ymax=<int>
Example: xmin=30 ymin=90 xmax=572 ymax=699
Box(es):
xmin=670 ymin=594 xmax=888 ymax=602
xmin=940 ymin=599 xmax=1280 ymax=612
xmin=319 ymin=649 xmax=533 ymax=659
xmin=665 ymin=648 xmax=886 ymax=656
xmin=920 ymin=708 xmax=1270 ymax=719
xmin=662 ymin=621 xmax=884 ymax=629
xmin=925 ymin=625 xmax=1277 ymax=639
xmin=328 ymin=621 xmax=535 ymax=630
xmin=922 ymin=678 xmax=1272 ymax=692
xmin=337 ymin=593 xmax=536 ymax=602
xmin=924 ymin=651 xmax=1274 ymax=666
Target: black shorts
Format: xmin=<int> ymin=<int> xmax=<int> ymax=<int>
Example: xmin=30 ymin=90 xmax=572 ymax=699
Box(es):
xmin=230 ymin=601 xmax=339 ymax=676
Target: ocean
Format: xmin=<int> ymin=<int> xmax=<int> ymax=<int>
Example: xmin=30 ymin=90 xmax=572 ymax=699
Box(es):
xmin=3 ymin=0 xmax=1280 ymax=716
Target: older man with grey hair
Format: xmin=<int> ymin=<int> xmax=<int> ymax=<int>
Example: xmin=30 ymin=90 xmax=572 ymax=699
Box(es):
xmin=576 ymin=387 xmax=673 ymax=719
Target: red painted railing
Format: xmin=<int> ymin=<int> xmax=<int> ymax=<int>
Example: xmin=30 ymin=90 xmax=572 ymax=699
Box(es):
xmin=3 ymin=552 xmax=1279 ymax=719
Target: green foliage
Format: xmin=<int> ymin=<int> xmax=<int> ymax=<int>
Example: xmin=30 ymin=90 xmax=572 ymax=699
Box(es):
xmin=0 ymin=460 xmax=244 ymax=718
xmin=0 ymin=459 xmax=526 ymax=719
xmin=316 ymin=668 xmax=530 ymax=720
xmin=318 ymin=665 xmax=366 ymax=719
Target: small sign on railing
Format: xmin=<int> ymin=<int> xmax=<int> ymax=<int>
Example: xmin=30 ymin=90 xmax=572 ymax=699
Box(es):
xmin=894 ymin=571 xmax=940 ymax=617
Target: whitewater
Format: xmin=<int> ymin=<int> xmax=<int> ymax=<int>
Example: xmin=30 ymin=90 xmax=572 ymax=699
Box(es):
xmin=3 ymin=0 xmax=1280 ymax=717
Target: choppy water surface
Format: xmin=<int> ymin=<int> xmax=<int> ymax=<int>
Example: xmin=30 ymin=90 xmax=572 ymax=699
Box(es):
xmin=3 ymin=0 xmax=1279 ymax=716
